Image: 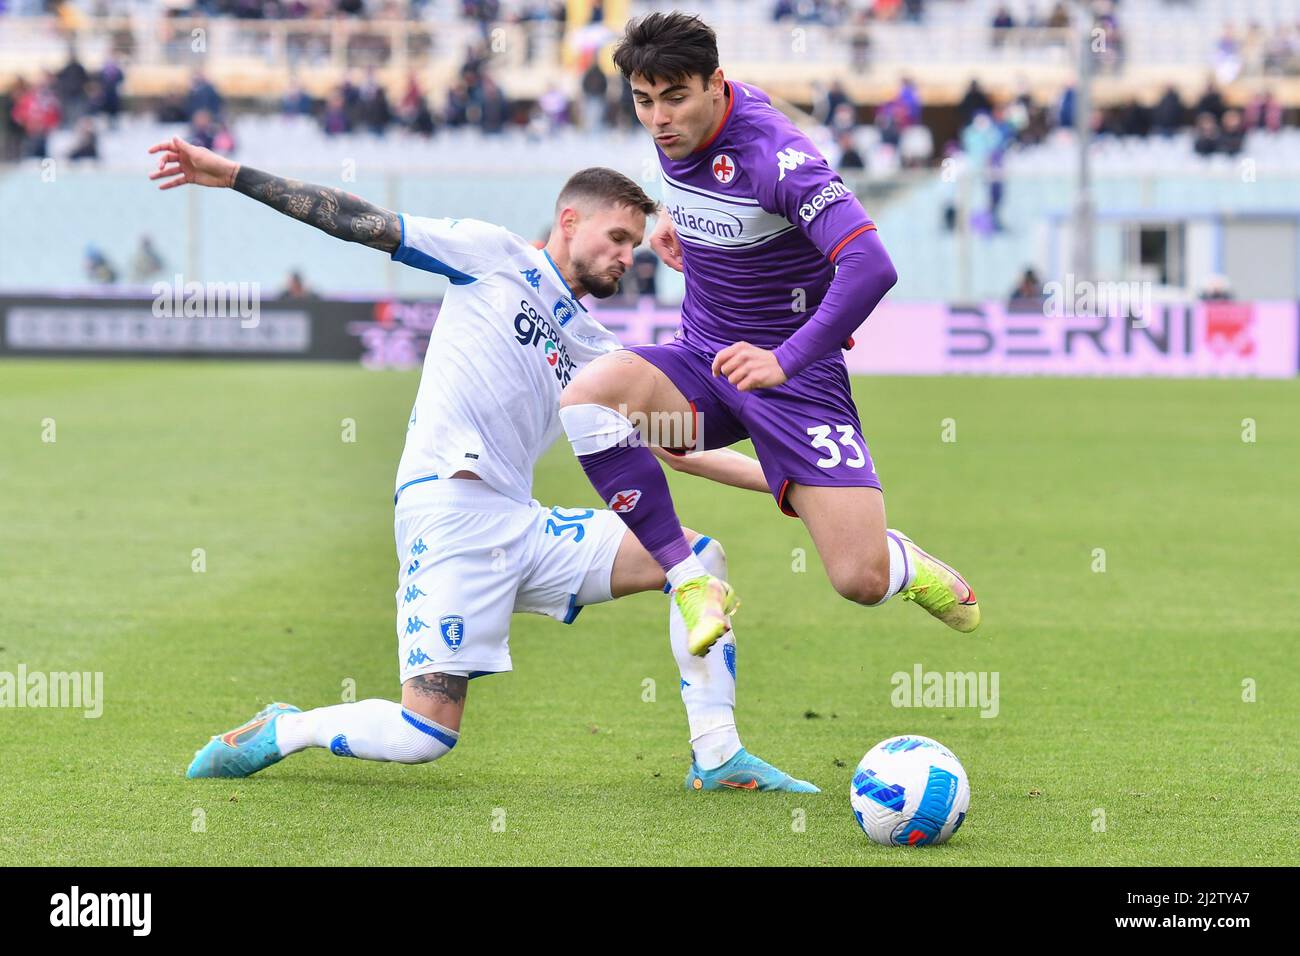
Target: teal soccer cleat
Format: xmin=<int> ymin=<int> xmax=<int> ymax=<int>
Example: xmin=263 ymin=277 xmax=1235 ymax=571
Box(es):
xmin=685 ymin=748 xmax=821 ymax=793
xmin=186 ymin=702 xmax=300 ymax=779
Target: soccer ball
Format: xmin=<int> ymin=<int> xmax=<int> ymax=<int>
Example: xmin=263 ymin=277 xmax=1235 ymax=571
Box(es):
xmin=850 ymin=735 xmax=970 ymax=847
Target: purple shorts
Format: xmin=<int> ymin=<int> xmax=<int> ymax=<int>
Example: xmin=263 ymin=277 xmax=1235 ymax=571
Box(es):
xmin=626 ymin=340 xmax=882 ymax=516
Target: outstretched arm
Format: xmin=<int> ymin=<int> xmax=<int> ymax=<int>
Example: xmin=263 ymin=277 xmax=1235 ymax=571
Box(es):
xmin=147 ymin=136 xmax=401 ymax=253
xmin=653 ymin=446 xmax=768 ymax=494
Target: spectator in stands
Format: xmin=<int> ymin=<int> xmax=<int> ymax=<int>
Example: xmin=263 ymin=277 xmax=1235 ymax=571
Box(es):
xmin=850 ymin=22 xmax=872 ymax=70
xmin=1047 ymin=1 xmax=1070 ymax=29
xmin=958 ymin=79 xmax=992 ymax=127
xmin=1262 ymin=27 xmax=1296 ymax=75
xmin=190 ymin=108 xmax=218 ymax=149
xmin=581 ymin=60 xmax=608 ymax=131
xmin=772 ymin=0 xmax=796 ymax=21
xmin=130 ymin=236 xmax=166 ymax=283
xmin=444 ymin=82 xmax=470 ymax=128
xmin=1213 ymin=25 xmax=1242 ymax=85
xmin=894 ymin=75 xmax=922 ymax=127
xmin=96 ymin=57 xmax=124 ymax=128
xmin=1194 ymin=77 xmax=1226 ymax=122
xmin=357 ymin=68 xmax=392 ymax=135
xmin=280 ymin=270 xmax=318 ymax=300
xmin=1199 ymin=275 xmax=1233 ymax=301
xmin=185 ymin=70 xmax=223 ymax=122
xmin=830 ymin=102 xmax=857 ymax=138
xmin=991 ymin=5 xmax=1015 ymax=47
xmin=1241 ymin=22 xmax=1267 ymax=76
xmin=84 ymin=245 xmax=117 ymax=285
xmin=1009 ymin=268 xmax=1045 ymax=308
xmin=874 ymin=101 xmax=901 ymax=148
xmin=630 ymin=247 xmax=659 ymax=304
xmin=812 ymin=79 xmax=852 ymax=128
xmin=1244 ymin=89 xmax=1282 ymax=132
xmin=1218 ymin=109 xmax=1245 ymax=156
xmin=538 ymin=82 xmax=571 ymax=133
xmin=836 ymin=130 xmax=865 ymax=170
xmin=1092 ymin=0 xmax=1123 ymax=74
xmin=282 ymin=80 xmax=315 ymax=118
xmin=1057 ymin=84 xmax=1075 ymax=129
xmin=1192 ymin=112 xmax=1221 ymax=156
xmin=476 ymin=75 xmax=509 ymax=134
xmin=55 ymin=47 xmax=89 ymax=123
xmin=1152 ymin=85 xmax=1185 ymax=136
xmin=322 ymin=91 xmax=351 ymax=135
xmin=67 ymin=116 xmax=98 ymax=161
xmin=11 ymin=73 xmax=61 ymax=159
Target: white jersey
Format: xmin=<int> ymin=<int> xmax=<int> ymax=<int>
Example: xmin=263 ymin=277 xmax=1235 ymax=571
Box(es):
xmin=391 ymin=215 xmax=621 ymax=504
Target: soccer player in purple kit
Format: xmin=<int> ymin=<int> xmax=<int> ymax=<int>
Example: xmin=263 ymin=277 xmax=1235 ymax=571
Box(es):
xmin=560 ymin=12 xmax=981 ymax=654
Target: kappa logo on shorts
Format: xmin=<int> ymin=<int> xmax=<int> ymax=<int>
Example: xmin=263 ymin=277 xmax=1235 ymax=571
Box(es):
xmin=403 ymin=585 xmax=427 ymax=605
xmin=608 ymin=489 xmax=642 ymax=513
xmin=406 ymin=647 xmax=435 ymax=667
xmin=439 ymin=615 xmax=465 ymax=652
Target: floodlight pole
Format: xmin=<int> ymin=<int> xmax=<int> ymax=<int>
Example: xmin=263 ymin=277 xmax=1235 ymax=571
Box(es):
xmin=1072 ymin=1 xmax=1095 ymax=282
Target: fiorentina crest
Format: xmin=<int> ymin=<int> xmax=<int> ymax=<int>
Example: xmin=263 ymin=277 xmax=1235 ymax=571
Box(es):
xmin=608 ymin=489 xmax=642 ymax=513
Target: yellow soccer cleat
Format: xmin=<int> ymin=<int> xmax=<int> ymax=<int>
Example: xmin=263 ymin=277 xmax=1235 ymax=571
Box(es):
xmin=674 ymin=575 xmax=740 ymax=656
xmin=893 ymin=530 xmax=981 ymax=633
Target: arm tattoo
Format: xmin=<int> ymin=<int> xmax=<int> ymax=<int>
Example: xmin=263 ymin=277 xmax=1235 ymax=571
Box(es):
xmin=406 ymin=672 xmax=467 ymax=706
xmin=232 ymin=165 xmax=402 ymax=253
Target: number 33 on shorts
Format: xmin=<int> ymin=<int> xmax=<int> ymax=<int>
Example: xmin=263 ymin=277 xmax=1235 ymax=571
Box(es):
xmin=806 ymin=423 xmax=869 ymax=469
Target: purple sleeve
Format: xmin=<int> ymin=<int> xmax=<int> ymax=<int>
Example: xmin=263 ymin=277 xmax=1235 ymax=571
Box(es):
xmin=772 ymin=227 xmax=898 ymax=378
xmin=748 ymin=122 xmax=894 ymax=377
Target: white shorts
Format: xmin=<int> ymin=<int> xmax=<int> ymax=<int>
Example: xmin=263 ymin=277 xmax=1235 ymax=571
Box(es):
xmin=393 ymin=477 xmax=627 ymax=683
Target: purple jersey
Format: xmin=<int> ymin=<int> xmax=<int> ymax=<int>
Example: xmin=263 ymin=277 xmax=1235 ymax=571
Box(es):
xmin=659 ymin=80 xmax=876 ymax=357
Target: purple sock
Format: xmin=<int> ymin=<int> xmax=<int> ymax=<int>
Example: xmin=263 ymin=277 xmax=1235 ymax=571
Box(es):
xmin=577 ymin=443 xmax=692 ymax=572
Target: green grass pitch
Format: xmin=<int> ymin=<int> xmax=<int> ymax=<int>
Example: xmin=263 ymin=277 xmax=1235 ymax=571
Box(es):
xmin=1 ymin=359 xmax=1295 ymax=865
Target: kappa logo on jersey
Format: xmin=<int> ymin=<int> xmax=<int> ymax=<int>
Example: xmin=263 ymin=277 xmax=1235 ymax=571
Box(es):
xmin=410 ymin=538 xmax=428 ymax=556
xmin=711 ymin=153 xmax=736 ymax=184
xmin=552 ymin=296 xmax=578 ymax=328
xmin=608 ymin=489 xmax=642 ymax=513
xmin=513 ymin=299 xmax=576 ymax=386
xmin=439 ymin=615 xmax=465 ymax=651
xmin=799 ymin=181 xmax=852 ymax=222
xmin=403 ymin=585 xmax=427 ymax=605
xmin=405 ymin=615 xmax=430 ymax=636
xmin=521 ymin=268 xmax=541 ymax=290
xmin=776 ymin=146 xmax=812 ymax=181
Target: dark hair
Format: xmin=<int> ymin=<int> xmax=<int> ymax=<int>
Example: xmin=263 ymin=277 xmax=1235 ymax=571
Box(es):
xmin=611 ymin=12 xmax=719 ymax=87
xmin=556 ymin=167 xmax=658 ymax=217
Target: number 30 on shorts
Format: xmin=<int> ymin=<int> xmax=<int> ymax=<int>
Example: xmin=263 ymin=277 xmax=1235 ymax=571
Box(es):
xmin=806 ymin=424 xmax=867 ymax=468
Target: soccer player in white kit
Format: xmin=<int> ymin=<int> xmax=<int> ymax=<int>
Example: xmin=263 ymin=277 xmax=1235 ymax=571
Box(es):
xmin=149 ymin=136 xmax=817 ymax=792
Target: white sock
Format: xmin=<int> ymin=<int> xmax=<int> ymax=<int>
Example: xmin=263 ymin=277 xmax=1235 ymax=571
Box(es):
xmin=873 ymin=530 xmax=916 ymax=605
xmin=559 ymin=402 xmax=638 ymax=455
xmin=666 ymin=553 xmax=709 ymax=589
xmin=670 ymin=537 xmax=741 ymax=770
xmin=275 ymin=699 xmax=458 ymax=764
